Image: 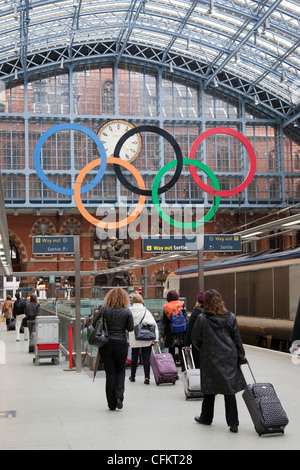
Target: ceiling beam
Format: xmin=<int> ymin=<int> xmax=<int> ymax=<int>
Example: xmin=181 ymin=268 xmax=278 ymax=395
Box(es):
xmin=204 ymin=0 xmax=283 ymax=89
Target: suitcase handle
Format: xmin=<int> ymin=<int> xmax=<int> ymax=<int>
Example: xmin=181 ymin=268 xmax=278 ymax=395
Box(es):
xmin=152 ymin=344 xmax=161 ymax=355
xmin=244 ymin=361 xmax=256 ymax=384
xmin=182 ymin=347 xmax=195 ymax=370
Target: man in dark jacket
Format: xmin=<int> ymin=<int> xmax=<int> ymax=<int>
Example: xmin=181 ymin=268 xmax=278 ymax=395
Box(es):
xmin=13 ymin=292 xmax=28 ymax=341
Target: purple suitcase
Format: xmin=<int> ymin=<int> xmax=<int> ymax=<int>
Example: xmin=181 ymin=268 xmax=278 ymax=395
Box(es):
xmin=150 ymin=346 xmax=179 ymax=385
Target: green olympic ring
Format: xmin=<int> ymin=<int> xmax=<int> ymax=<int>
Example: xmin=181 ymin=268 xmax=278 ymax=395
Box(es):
xmin=151 ymin=158 xmax=221 ymax=229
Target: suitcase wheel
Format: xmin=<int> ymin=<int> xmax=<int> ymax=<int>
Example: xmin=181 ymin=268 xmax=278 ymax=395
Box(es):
xmin=33 ymin=358 xmax=40 ymax=366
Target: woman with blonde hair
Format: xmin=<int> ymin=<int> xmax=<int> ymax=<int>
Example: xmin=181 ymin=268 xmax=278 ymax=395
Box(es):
xmin=192 ymin=289 xmax=247 ymax=433
xmin=128 ymin=293 xmax=158 ymax=384
xmin=92 ymin=287 xmax=134 ymax=411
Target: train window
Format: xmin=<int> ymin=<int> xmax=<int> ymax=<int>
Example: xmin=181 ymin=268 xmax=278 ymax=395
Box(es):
xmin=236 ymin=272 xmax=250 ymax=316
xmin=274 ymin=267 xmax=289 ymax=320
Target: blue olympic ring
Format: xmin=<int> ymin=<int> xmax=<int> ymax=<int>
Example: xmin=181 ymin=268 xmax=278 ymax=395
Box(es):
xmin=34 ymin=123 xmax=107 ymax=196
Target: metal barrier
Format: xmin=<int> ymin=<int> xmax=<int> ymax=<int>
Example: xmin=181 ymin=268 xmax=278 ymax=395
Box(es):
xmin=40 ymin=299 xmax=92 ymax=369
xmin=40 ymin=297 xmax=186 ymax=370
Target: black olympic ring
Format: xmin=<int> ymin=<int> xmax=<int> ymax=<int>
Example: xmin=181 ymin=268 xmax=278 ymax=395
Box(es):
xmin=113 ymin=125 xmax=183 ymax=196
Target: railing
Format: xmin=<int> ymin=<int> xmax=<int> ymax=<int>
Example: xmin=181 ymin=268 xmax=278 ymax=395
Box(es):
xmin=40 ymin=297 xmax=186 ymax=369
xmin=40 ymin=299 xmax=97 ymax=369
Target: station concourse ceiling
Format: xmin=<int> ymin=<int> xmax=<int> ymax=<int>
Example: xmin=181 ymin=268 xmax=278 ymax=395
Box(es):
xmin=0 ymin=0 xmax=299 ymax=132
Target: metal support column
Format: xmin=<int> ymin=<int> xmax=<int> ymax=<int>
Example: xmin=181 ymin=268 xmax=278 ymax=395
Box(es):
xmin=74 ymin=235 xmax=81 ymax=373
xmin=198 ymin=246 xmax=204 ymax=293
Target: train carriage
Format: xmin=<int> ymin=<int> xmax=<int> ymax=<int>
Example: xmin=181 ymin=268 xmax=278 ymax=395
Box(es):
xmin=166 ymin=248 xmax=300 ymax=351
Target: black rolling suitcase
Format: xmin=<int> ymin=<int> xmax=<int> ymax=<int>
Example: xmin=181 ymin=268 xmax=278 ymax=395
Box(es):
xmin=29 ymin=331 xmax=36 ymax=353
xmin=242 ymin=362 xmax=289 ymax=436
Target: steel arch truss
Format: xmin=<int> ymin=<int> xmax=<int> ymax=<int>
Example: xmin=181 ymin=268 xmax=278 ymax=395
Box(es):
xmin=0 ymin=0 xmax=300 ymax=129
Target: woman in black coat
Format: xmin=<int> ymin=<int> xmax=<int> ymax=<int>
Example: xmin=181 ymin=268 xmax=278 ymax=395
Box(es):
xmin=192 ymin=289 xmax=247 ymax=433
xmin=92 ymin=288 xmax=134 ymax=411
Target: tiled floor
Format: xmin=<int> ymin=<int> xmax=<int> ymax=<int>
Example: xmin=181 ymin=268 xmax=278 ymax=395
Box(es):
xmin=0 ymin=325 xmax=299 ymax=451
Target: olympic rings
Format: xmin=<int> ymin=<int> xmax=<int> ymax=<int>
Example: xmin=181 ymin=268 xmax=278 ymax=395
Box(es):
xmin=74 ymin=157 xmax=146 ymax=229
xmin=113 ymin=125 xmax=183 ymax=196
xmin=152 ymin=158 xmax=221 ymax=229
xmin=189 ymin=128 xmax=256 ymax=197
xmin=34 ymin=123 xmax=107 ymax=196
xmin=33 ymin=123 xmax=257 ymax=230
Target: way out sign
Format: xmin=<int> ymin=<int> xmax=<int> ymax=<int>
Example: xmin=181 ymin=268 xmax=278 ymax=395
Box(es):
xmin=33 ymin=236 xmax=75 ymax=254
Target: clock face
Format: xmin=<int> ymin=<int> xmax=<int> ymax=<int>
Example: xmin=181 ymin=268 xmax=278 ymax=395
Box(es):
xmin=97 ymin=120 xmax=142 ymax=162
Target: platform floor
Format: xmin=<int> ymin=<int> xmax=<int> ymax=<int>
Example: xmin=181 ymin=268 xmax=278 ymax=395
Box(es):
xmin=0 ymin=326 xmax=299 ymax=452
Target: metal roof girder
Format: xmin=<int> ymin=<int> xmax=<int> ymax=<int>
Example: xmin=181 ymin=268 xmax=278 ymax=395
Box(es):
xmin=161 ymin=0 xmax=198 ymax=62
xmin=116 ymin=0 xmax=145 ymax=64
xmin=249 ymin=38 xmax=300 ymax=90
xmin=203 ymin=0 xmax=284 ymax=89
xmin=283 ymin=110 xmax=300 ymax=127
xmin=207 ymin=0 xmax=270 ymax=71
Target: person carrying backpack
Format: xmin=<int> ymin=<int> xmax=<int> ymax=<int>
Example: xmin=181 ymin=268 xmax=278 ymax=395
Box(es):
xmin=160 ymin=290 xmax=187 ymax=371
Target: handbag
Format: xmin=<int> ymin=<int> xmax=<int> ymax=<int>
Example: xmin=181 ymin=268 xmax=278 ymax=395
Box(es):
xmin=134 ymin=309 xmax=156 ymax=341
xmin=21 ymin=316 xmax=27 ymax=328
xmin=2 ymin=301 xmax=10 ymax=319
xmin=89 ymin=309 xmax=109 ymax=348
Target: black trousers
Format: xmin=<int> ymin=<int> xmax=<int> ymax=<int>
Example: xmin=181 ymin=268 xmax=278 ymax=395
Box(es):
xmin=100 ymin=341 xmax=128 ymax=410
xmin=200 ymin=394 xmax=239 ymax=426
xmin=169 ymin=345 xmax=185 ymax=371
xmin=131 ymin=345 xmax=152 ymax=379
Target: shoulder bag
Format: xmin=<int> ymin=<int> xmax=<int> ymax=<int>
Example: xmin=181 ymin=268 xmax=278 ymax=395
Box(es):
xmin=134 ymin=309 xmax=156 ymax=341
xmin=88 ymin=308 xmax=109 ymax=348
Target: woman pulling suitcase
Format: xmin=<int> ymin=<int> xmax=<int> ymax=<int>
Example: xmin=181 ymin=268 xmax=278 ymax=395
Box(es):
xmin=192 ymin=289 xmax=247 ymax=433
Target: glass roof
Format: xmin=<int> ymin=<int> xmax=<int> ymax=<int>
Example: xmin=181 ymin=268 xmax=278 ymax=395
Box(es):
xmin=0 ymin=0 xmax=299 ymax=127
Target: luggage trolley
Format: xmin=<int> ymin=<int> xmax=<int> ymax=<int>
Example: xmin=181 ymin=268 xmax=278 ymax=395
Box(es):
xmin=33 ymin=316 xmax=60 ymax=366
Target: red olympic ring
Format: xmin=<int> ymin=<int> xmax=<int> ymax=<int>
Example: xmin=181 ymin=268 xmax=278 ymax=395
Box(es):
xmin=188 ymin=127 xmax=256 ymax=197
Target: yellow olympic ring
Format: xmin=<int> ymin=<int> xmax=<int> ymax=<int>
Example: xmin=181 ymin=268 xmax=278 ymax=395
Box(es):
xmin=74 ymin=157 xmax=146 ymax=229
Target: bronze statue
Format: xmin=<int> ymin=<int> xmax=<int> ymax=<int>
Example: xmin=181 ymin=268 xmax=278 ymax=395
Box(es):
xmin=105 ymin=238 xmax=129 ymax=286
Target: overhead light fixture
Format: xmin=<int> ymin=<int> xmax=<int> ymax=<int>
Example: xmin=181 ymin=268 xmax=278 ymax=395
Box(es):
xmin=187 ymin=35 xmax=191 ymax=50
xmin=261 ymin=18 xmax=270 ymax=35
xmin=60 ymin=57 xmax=64 ymax=69
xmin=13 ymin=3 xmax=18 ymax=20
xmin=214 ymin=77 xmax=218 ymax=87
xmin=282 ymin=225 xmax=300 ymax=231
xmin=208 ymin=0 xmax=215 ymax=14
xmin=235 ymin=52 xmax=240 ymax=64
xmin=254 ymin=94 xmax=259 ymax=105
xmin=14 ymin=69 xmax=18 ymax=80
xmin=241 ymin=231 xmax=263 ymax=238
xmin=282 ymin=219 xmax=300 ymax=227
xmin=169 ymin=62 xmax=173 ymax=73
xmin=281 ymin=71 xmax=287 ymax=83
